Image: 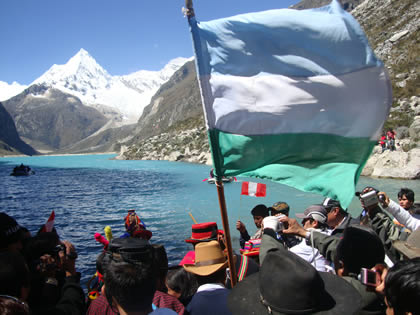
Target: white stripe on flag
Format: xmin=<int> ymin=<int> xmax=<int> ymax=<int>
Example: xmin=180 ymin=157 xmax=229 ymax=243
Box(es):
xmin=248 ymin=182 xmax=258 ymax=197
xmin=204 ymin=67 xmax=390 ymax=140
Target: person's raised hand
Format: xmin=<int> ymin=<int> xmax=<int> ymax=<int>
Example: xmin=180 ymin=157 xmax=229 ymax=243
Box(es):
xmin=372 ymin=264 xmax=388 ymax=295
xmin=37 ymin=254 xmax=57 ymax=278
xmin=60 ymin=240 xmax=77 ymax=277
xmin=279 ymin=217 xmax=307 ymax=238
xmin=378 ymin=191 xmax=390 ymax=208
xmin=236 ymin=220 xmax=246 ymax=233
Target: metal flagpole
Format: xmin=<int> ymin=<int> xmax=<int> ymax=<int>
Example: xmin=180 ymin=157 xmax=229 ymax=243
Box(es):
xmin=184 ymin=0 xmax=238 ymax=287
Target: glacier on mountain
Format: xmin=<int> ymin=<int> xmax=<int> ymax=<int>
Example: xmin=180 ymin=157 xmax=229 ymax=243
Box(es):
xmin=0 ymin=48 xmax=189 ymax=123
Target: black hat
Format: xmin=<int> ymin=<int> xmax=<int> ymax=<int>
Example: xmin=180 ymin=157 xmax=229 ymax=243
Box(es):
xmin=336 ymin=225 xmax=385 ymax=274
xmin=107 ymin=237 xmax=154 ymax=264
xmin=228 ymin=247 xmax=362 ymax=314
xmin=0 ymin=213 xmax=24 ymax=249
xmin=251 ymin=204 xmax=269 ymax=217
xmin=393 ymin=228 xmax=420 ymax=259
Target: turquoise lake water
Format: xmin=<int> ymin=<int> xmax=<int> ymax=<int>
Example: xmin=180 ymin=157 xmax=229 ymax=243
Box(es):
xmin=1 ymin=154 xmax=419 ymax=286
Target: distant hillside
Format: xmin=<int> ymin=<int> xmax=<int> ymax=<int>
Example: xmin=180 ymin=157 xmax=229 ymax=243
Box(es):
xmin=56 ymin=123 xmax=136 ymax=154
xmin=291 ymin=0 xmax=362 ymax=10
xmin=128 ymin=60 xmax=204 ymax=144
xmin=3 ymin=84 xmax=108 ymax=151
xmin=113 ymin=0 xmax=420 ymax=178
xmin=0 ymin=102 xmax=37 ymax=156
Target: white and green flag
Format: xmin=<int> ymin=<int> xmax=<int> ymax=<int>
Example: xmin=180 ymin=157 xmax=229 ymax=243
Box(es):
xmin=188 ymin=0 xmax=392 ymax=208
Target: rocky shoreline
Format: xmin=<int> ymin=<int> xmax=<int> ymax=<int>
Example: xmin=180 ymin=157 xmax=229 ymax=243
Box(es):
xmin=117 ymin=126 xmax=420 ymax=180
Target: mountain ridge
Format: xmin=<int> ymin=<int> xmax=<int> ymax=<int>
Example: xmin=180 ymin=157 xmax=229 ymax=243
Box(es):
xmin=1 ymin=49 xmax=189 ymax=123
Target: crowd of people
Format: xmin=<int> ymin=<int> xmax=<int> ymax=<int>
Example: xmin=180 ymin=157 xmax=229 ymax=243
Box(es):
xmin=379 ymin=129 xmax=397 ymax=153
xmin=1 ymin=187 xmax=419 ymax=315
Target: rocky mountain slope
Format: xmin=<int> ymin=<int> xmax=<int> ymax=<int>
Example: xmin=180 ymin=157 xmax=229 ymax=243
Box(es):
xmin=2 ymin=85 xmax=108 ymax=152
xmin=291 ymin=0 xmax=362 ymax=10
xmin=0 ymin=50 xmax=188 ymax=155
xmin=129 ymin=60 xmax=204 ymax=143
xmin=0 ymin=102 xmax=37 ymax=156
xmin=120 ymin=0 xmax=420 ymax=179
xmin=353 ymin=0 xmax=420 ymax=178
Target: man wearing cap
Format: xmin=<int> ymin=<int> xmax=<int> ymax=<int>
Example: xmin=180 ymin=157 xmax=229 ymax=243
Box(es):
xmin=322 ymin=198 xmax=359 ymax=237
xmin=290 ymin=205 xmax=331 ymax=272
xmin=357 ymin=188 xmax=409 ymax=264
xmin=236 ymin=204 xmax=269 ymax=249
xmin=183 ymin=241 xmax=231 ymax=315
xmin=227 ymin=215 xmax=362 ymax=314
xmin=268 ymin=201 xmax=290 ymax=216
xmin=279 ymin=218 xmax=387 ymax=313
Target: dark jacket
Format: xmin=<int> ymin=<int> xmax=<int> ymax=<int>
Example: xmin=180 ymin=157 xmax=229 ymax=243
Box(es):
xmin=360 ymin=206 xmax=404 ymax=263
xmin=343 ymin=276 xmax=386 ymax=315
xmin=331 ymin=214 xmax=360 ymax=238
xmin=38 ymin=275 xmax=86 ymax=315
xmin=186 ymin=288 xmax=231 ymax=315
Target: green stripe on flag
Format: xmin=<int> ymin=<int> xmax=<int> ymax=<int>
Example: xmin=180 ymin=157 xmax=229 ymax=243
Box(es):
xmin=208 ymin=129 xmax=376 ymax=208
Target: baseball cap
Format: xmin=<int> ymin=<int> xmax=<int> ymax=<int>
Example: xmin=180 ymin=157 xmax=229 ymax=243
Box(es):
xmin=295 ymin=205 xmax=328 ymax=224
xmin=322 ymin=198 xmax=343 ymax=211
xmin=268 ymin=201 xmax=290 ymax=215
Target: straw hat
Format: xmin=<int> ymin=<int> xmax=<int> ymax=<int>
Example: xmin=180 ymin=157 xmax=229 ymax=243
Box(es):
xmin=183 ymin=240 xmax=228 ymax=276
xmin=393 ymin=228 xmax=420 ymax=259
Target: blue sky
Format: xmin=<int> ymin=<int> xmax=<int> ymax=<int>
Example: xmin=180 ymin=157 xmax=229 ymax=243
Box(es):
xmin=0 ymin=0 xmax=300 ymax=85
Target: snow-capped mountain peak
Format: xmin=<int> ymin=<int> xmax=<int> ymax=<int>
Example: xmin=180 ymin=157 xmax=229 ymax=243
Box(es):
xmin=32 ymin=48 xmax=111 ymax=93
xmin=64 ymin=48 xmax=110 ymax=78
xmin=28 ymin=49 xmax=189 ymax=122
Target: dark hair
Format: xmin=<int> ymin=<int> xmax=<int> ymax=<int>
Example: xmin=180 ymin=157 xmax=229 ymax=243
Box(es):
xmin=303 ymin=218 xmax=328 ymax=231
xmin=153 ymin=244 xmax=168 ymax=280
xmin=0 ymin=252 xmax=30 ymax=298
xmin=166 ymin=267 xmax=198 ymax=305
xmin=0 ymin=213 xmax=23 ymax=249
xmin=104 ymin=255 xmax=157 ymax=313
xmin=336 ymin=226 xmax=385 ymax=274
xmin=0 ymin=296 xmax=30 ymax=315
xmin=23 ymin=233 xmax=60 ymax=269
xmin=96 ymin=251 xmax=107 ymax=275
xmin=251 ymin=204 xmax=269 ymax=218
xmin=398 ymin=188 xmax=415 ymax=203
xmin=195 ymin=268 xmax=226 ymax=286
xmin=385 ymin=258 xmax=420 ymax=315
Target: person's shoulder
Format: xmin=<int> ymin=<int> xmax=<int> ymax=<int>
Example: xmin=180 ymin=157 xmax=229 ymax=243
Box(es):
xmin=153 ymin=290 xmax=184 ymax=310
xmin=347 ymin=215 xmax=360 ymax=226
xmin=149 ymin=308 xmax=178 ymax=315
